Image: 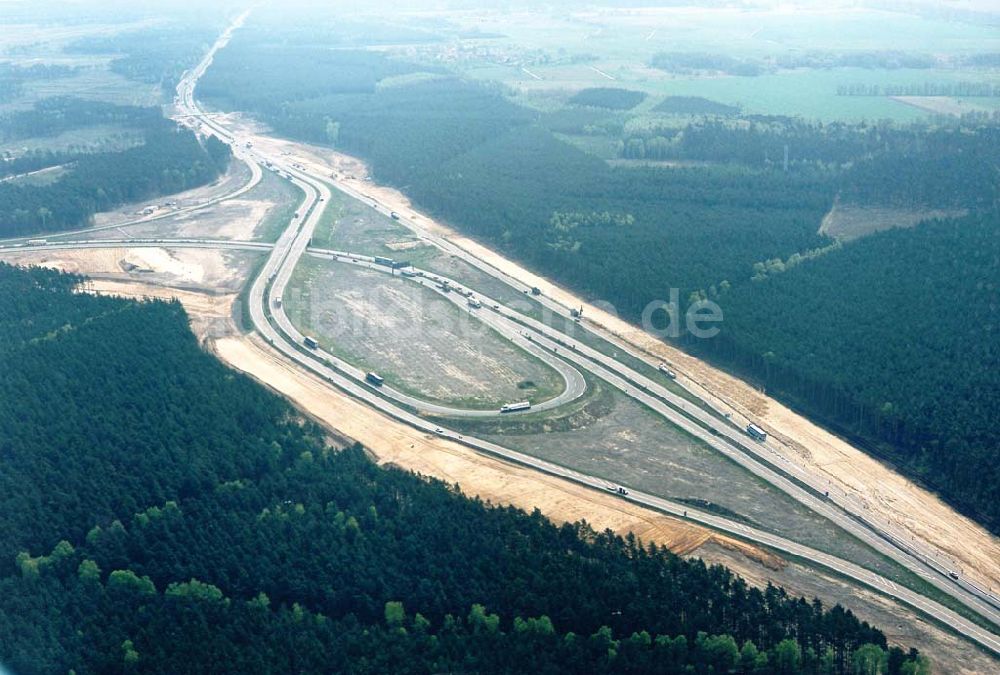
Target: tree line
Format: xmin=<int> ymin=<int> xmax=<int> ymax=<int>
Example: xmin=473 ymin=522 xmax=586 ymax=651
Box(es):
xmin=690 ymin=211 xmax=1000 ymax=529
xmin=0 ymin=99 xmax=230 ymax=237
xmin=0 ymin=263 xmax=924 ymax=673
xmin=67 ymin=26 xmax=219 ymax=91
xmin=198 ymin=29 xmax=1000 ymax=533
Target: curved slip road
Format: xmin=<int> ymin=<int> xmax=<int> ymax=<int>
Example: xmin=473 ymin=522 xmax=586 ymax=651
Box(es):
xmin=164 ymin=12 xmax=1000 ymax=656
xmin=298 ymin=250 xmax=587 ymax=416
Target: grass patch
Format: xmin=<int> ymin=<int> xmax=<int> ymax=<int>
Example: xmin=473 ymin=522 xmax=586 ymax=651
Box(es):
xmin=254 ymin=171 xmax=306 ymax=242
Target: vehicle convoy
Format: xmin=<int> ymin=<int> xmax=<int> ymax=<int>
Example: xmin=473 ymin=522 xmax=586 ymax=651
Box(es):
xmin=500 ymin=401 xmax=532 ymax=413
xmin=746 ymin=423 xmax=768 ymax=442
xmin=365 ymin=372 xmax=384 ymax=386
xmin=303 ymin=336 xmax=319 ymax=349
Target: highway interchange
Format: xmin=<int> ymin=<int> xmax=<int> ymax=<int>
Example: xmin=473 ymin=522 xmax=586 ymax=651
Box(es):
xmin=1 ymin=12 xmax=997 ymax=657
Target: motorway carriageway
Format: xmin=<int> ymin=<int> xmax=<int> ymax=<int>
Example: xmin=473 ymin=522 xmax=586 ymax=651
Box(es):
xmin=166 ymin=12 xmax=1000 ymax=655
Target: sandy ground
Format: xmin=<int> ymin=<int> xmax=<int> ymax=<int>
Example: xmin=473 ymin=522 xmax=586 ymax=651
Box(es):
xmin=0 ymin=248 xmax=248 ymax=341
xmin=819 ymin=202 xmax=967 ymax=240
xmin=161 ymin=289 xmax=1000 ymax=671
xmin=0 ymin=241 xmax=763 ymax=563
xmin=224 ymin=118 xmax=1000 ymax=595
xmin=698 ymin=540 xmax=999 ymax=675
xmin=0 ymin=246 xmax=258 ymax=293
xmin=90 ymin=160 xmax=255 ymax=230
xmin=10 ymin=244 xmax=991 ymax=668
xmin=213 ymin=332 xmax=776 ymax=564
xmin=84 ymin=279 xmax=239 ymax=342
xmin=94 ymin=195 xmax=276 ymax=242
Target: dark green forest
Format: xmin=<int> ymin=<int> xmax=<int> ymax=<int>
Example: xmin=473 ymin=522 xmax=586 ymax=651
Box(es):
xmin=0 ymin=263 xmax=925 ymax=674
xmin=569 ymin=87 xmax=648 ymax=110
xmin=197 ymin=29 xmax=1000 ymax=532
xmin=697 ymin=211 xmax=1000 ymax=528
xmin=0 ymin=99 xmax=231 ymax=237
xmin=653 ymin=96 xmax=741 ymax=116
xmin=66 ymin=26 xmax=219 ymax=91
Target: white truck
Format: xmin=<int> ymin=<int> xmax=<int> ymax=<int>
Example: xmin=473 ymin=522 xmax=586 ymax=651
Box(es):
xmin=657 ymin=363 xmax=677 ymax=379
xmin=746 ymin=423 xmax=767 ymax=442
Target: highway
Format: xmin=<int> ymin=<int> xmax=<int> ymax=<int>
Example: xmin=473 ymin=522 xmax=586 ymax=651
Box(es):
xmin=310 ymin=246 xmax=1000 ymax=629
xmin=324 ymin=168 xmax=1000 ymax=623
xmin=296 ymin=250 xmax=587 ymax=417
xmin=0 ymin=150 xmax=263 ymax=247
xmin=46 ymin=11 xmax=996 ymax=656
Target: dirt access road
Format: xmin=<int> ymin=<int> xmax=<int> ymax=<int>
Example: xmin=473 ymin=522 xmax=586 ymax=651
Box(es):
xmin=229 ymin=118 xmax=1000 ymax=596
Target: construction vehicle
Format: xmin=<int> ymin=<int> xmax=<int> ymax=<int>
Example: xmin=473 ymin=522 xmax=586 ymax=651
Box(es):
xmin=303 ymin=336 xmax=319 ymax=349
xmin=500 ymin=401 xmax=531 ymax=413
xmin=365 ymin=372 xmax=384 ymax=386
xmin=746 ymin=423 xmax=767 ymax=442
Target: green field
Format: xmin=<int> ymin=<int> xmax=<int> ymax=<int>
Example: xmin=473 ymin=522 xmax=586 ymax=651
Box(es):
xmin=427 ymin=6 xmax=999 ymax=123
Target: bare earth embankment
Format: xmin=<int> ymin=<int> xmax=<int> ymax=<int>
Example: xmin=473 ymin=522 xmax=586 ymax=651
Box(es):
xmin=6 ymin=244 xmax=996 ymax=671
xmin=228 ymin=119 xmax=1000 ymax=597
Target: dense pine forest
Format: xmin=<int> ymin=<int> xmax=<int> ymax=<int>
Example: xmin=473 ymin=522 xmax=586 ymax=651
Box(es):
xmin=0 ymin=99 xmax=231 ymax=237
xmin=198 ymin=32 xmax=1000 ymax=532
xmin=698 ymin=211 xmax=1000 ymax=529
xmin=0 ymin=262 xmax=925 ymax=673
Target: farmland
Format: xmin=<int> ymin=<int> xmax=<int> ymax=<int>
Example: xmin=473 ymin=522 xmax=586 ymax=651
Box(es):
xmin=411 ymin=5 xmax=999 ymax=123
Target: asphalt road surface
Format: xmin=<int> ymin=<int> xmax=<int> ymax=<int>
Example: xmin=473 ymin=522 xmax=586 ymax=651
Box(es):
xmin=36 ymin=11 xmax=994 ymax=656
